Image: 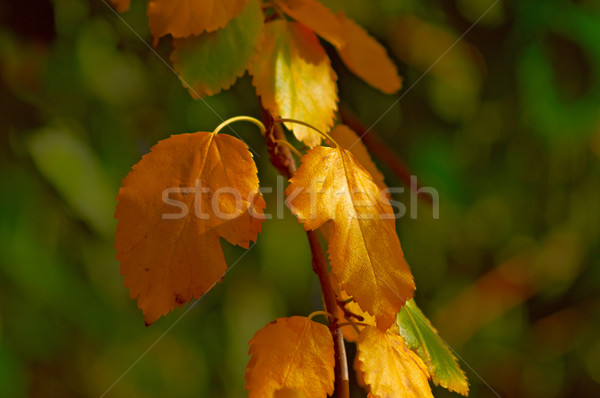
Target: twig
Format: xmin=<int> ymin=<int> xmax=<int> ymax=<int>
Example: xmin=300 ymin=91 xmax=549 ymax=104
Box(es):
xmin=261 ymin=108 xmax=350 ymax=398
xmin=337 ymin=299 xmax=365 ymax=322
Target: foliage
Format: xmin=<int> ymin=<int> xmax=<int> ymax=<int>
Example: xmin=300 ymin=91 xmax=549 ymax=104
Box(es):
xmin=356 ymin=326 xmax=433 ymax=398
xmin=246 ymin=316 xmax=334 ymax=397
xmin=115 ymin=131 xmax=265 ymax=325
xmin=286 ymin=145 xmax=414 ymax=329
xmin=397 ymin=300 xmax=469 ymax=395
xmin=1 ymin=0 xmax=600 ymax=397
xmin=111 ymin=0 xmax=466 ymax=396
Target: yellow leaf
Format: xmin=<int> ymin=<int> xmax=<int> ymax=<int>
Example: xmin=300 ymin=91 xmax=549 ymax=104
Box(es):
xmin=148 ymin=0 xmax=249 ymax=44
xmin=111 ymin=0 xmax=130 ymax=12
xmin=275 ymin=0 xmax=345 ymax=48
xmin=115 ymin=132 xmax=265 ymax=325
xmin=246 ymin=317 xmax=334 ymax=398
xmin=336 ymin=14 xmax=402 ymax=94
xmin=357 ymin=326 xmax=433 ymax=398
xmin=329 ymin=125 xmax=386 ymax=191
xmin=250 ymin=20 xmax=338 ymax=147
xmin=286 ymin=147 xmax=414 ymax=329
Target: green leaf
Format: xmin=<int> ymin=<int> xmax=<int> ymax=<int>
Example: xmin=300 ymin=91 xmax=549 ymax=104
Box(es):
xmin=170 ymin=0 xmax=264 ymax=98
xmin=397 ymin=299 xmax=469 ymax=396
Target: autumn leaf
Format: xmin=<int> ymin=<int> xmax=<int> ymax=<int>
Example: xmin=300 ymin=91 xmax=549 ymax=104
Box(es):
xmin=274 ymin=2 xmax=402 ymax=94
xmin=115 ymin=132 xmax=265 ymax=325
xmin=148 ymin=0 xmax=249 ymax=44
xmin=335 ymin=14 xmax=402 ymax=94
xmin=329 ymin=125 xmax=386 ymax=191
xmin=356 ymin=326 xmax=433 ymax=398
xmin=110 ymin=0 xmax=130 ymax=13
xmin=246 ymin=316 xmax=334 ymax=398
xmin=397 ymin=299 xmax=469 ymax=396
xmin=250 ymin=21 xmax=338 ymax=147
xmin=275 ymin=0 xmax=345 ymax=48
xmin=286 ymin=146 xmax=414 ymax=329
xmin=171 ymin=0 xmax=264 ymax=98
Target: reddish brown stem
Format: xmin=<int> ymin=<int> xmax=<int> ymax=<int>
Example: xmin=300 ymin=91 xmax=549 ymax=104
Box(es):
xmin=339 ymin=105 xmax=433 ymax=206
xmin=262 ymin=109 xmax=350 ymax=398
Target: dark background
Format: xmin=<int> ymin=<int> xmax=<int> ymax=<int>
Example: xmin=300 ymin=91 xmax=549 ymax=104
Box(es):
xmin=1 ymin=0 xmax=599 ymax=397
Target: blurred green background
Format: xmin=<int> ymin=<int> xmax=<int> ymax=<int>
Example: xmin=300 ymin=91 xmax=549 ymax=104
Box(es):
xmin=1 ymin=0 xmax=600 ymax=397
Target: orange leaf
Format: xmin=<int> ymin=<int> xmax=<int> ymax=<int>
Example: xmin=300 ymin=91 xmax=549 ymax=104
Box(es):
xmin=286 ymin=147 xmax=414 ymax=329
xmin=275 ymin=0 xmax=345 ymax=48
xmin=329 ymin=125 xmax=386 ymax=191
xmin=250 ymin=21 xmax=338 ymax=147
xmin=115 ymin=132 xmax=265 ymax=325
xmin=111 ymin=0 xmax=130 ymax=12
xmin=357 ymin=326 xmax=433 ymax=398
xmin=336 ymin=14 xmax=402 ymax=94
xmin=148 ymin=0 xmax=249 ymax=44
xmin=246 ymin=317 xmax=334 ymax=398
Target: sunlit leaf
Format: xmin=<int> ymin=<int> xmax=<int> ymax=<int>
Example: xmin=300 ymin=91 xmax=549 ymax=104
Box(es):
xmin=397 ymin=299 xmax=469 ymax=395
xmin=275 ymin=0 xmax=345 ymax=48
xmin=246 ymin=316 xmax=334 ymax=398
xmin=273 ymin=1 xmax=401 ymax=93
xmin=336 ymin=14 xmax=402 ymax=94
xmin=357 ymin=326 xmax=433 ymax=398
xmin=148 ymin=0 xmax=249 ymax=44
xmin=329 ymin=124 xmax=386 ymax=191
xmin=286 ymin=146 xmax=414 ymax=329
xmin=115 ymin=132 xmax=265 ymax=324
xmin=250 ymin=20 xmax=338 ymax=147
xmin=171 ymin=0 xmax=264 ymax=98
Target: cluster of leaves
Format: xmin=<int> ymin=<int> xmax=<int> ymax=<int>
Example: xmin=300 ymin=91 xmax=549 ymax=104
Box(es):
xmin=113 ymin=0 xmax=469 ymax=397
xmin=112 ymin=0 xmax=401 ymax=146
xmin=115 ymin=121 xmax=468 ymax=397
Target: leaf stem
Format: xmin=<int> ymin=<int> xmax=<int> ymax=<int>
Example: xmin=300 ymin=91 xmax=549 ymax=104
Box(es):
xmin=308 ymin=310 xmax=333 ymax=321
xmin=212 ymin=116 xmax=266 ymax=136
xmin=274 ymin=118 xmax=339 ymax=147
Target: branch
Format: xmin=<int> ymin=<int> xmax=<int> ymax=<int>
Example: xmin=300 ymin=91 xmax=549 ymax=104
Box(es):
xmin=261 ymin=109 xmax=350 ymax=398
xmin=339 ymin=105 xmax=433 ymax=206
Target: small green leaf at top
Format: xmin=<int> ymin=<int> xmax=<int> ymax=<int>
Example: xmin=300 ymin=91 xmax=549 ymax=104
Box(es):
xmin=170 ymin=0 xmax=264 ymax=98
xmin=397 ymin=299 xmax=469 ymax=396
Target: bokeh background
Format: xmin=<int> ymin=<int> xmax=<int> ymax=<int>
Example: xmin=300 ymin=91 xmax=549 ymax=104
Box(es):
xmin=1 ymin=0 xmax=600 ymax=397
